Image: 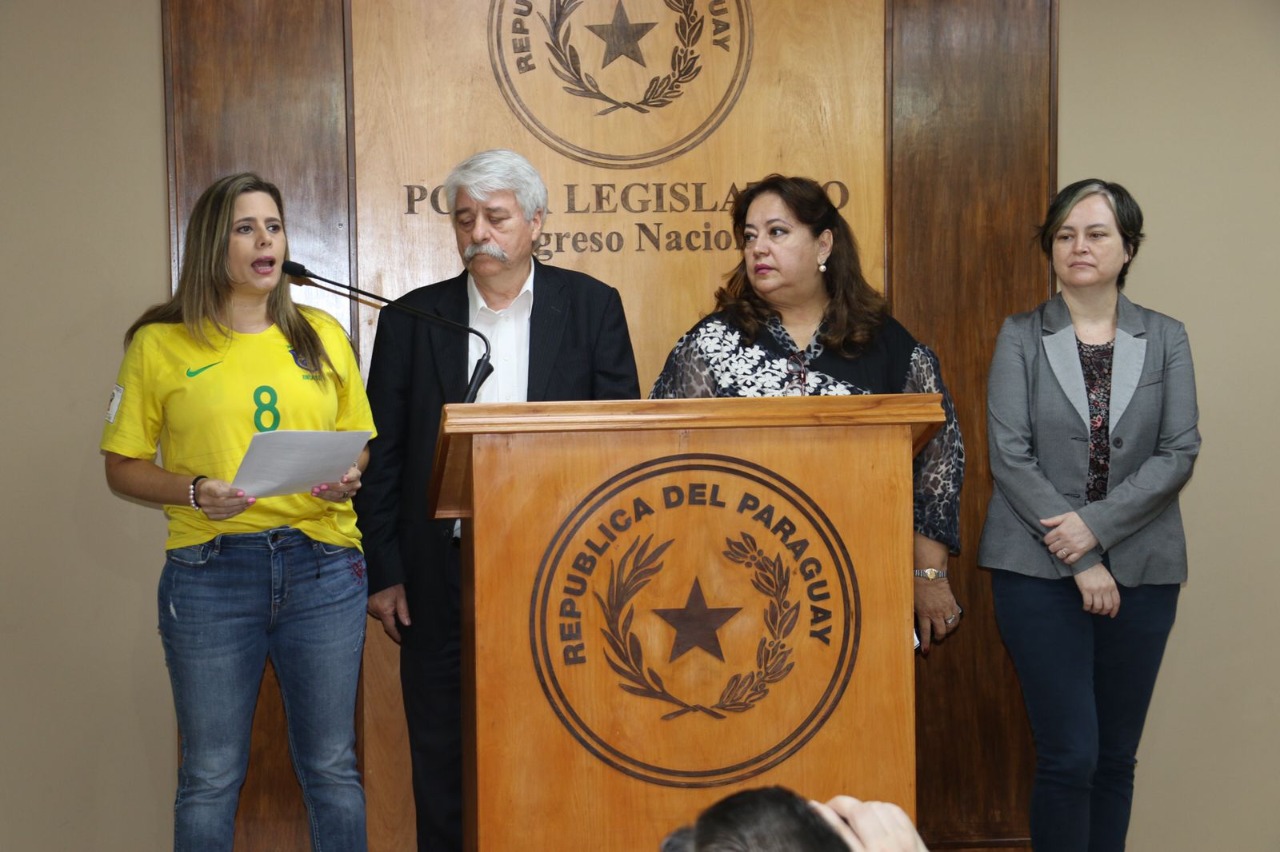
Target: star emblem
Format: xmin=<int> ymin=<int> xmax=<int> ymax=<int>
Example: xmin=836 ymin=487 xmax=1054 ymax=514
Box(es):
xmin=654 ymin=578 xmax=741 ymax=663
xmin=586 ymin=1 xmax=657 ymax=68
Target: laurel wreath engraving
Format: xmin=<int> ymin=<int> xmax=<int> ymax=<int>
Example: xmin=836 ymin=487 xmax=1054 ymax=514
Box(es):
xmin=717 ymin=532 xmax=798 ymax=711
xmin=595 ymin=531 xmax=797 ymax=720
xmin=539 ymin=0 xmax=704 ymax=116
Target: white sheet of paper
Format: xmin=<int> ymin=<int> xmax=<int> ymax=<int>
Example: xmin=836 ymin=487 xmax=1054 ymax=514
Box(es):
xmin=231 ymin=430 xmax=371 ymax=498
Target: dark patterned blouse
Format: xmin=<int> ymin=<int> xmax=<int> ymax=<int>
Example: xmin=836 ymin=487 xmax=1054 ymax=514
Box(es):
xmin=651 ymin=312 xmax=965 ymax=552
xmin=1077 ymin=338 xmax=1114 ymax=503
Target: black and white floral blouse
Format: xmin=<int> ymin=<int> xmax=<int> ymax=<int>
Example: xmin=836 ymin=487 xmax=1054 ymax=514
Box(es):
xmin=651 ymin=312 xmax=965 ymax=552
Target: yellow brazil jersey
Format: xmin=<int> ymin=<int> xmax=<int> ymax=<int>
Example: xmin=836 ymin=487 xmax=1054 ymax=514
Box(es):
xmin=101 ymin=310 xmax=375 ymax=551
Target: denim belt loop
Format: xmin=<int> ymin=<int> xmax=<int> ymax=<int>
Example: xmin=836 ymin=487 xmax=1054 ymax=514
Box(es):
xmin=268 ymin=526 xmax=305 ymax=549
xmin=201 ymin=527 xmax=312 ymax=554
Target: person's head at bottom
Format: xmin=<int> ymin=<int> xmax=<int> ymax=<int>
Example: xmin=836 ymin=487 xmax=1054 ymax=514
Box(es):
xmin=661 ymin=786 xmax=927 ymax=852
xmin=662 ymin=786 xmax=847 ymax=852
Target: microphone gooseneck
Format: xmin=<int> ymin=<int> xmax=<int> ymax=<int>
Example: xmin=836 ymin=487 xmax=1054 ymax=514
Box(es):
xmin=284 ymin=260 xmax=494 ymax=404
xmin=280 ymin=260 xmax=313 ymax=279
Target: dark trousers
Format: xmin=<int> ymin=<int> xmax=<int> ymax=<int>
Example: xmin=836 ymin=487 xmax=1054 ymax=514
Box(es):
xmin=991 ymin=569 xmax=1179 ymax=852
xmin=400 ymin=541 xmax=464 ymax=851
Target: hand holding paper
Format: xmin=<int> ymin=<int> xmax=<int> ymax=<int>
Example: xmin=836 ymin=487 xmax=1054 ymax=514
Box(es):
xmin=312 ymin=462 xmax=365 ymax=503
xmin=231 ymin=430 xmax=372 ymax=498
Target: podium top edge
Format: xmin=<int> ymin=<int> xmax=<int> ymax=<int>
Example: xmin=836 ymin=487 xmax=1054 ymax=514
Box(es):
xmin=439 ymin=394 xmax=944 ymax=435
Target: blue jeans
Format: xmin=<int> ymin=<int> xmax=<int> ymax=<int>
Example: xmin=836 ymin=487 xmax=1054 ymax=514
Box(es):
xmin=158 ymin=527 xmax=368 ymax=852
xmin=991 ymin=569 xmax=1178 ymax=852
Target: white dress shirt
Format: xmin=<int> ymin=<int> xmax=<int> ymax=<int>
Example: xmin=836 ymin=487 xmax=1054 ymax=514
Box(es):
xmin=466 ymin=265 xmax=534 ymax=404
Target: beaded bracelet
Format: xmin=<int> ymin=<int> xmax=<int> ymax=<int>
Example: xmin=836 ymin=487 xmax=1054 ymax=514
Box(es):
xmin=189 ymin=475 xmax=208 ymax=510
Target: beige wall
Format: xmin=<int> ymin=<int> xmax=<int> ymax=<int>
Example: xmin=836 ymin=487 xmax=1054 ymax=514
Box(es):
xmin=1059 ymin=1 xmax=1280 ymax=848
xmin=0 ymin=1 xmax=174 ymax=848
xmin=2 ymin=0 xmax=1276 ymax=848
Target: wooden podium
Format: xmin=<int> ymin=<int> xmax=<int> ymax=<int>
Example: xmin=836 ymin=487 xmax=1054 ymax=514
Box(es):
xmin=429 ymin=395 xmax=943 ymax=850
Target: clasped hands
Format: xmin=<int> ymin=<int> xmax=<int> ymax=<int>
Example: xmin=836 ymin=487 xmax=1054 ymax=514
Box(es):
xmin=1041 ymin=511 xmax=1119 ymax=617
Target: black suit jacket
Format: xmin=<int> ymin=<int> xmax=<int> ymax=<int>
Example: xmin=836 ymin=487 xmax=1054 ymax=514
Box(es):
xmin=355 ymin=262 xmax=640 ymax=625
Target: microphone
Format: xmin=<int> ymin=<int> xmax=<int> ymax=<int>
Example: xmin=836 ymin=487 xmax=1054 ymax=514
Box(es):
xmin=283 ymin=260 xmax=494 ymax=404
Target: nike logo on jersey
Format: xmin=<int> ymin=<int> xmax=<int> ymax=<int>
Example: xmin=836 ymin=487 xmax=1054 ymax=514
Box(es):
xmin=185 ymin=361 xmax=223 ymax=378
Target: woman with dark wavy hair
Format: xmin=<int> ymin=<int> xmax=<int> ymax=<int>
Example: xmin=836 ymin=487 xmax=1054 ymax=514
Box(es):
xmin=101 ymin=172 xmax=373 ymax=850
xmin=652 ymin=174 xmax=965 ymax=650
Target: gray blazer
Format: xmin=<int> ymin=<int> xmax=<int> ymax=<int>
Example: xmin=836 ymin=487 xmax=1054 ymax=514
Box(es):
xmin=977 ymin=293 xmax=1200 ymax=585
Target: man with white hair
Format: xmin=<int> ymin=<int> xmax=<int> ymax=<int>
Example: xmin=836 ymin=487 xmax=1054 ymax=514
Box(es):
xmin=356 ymin=149 xmax=640 ymax=849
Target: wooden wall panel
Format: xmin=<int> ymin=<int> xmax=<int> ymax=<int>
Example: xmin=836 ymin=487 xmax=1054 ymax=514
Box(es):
xmin=888 ymin=1 xmax=1056 ymax=848
xmin=162 ymin=1 xmax=356 ymax=849
xmin=347 ymin=0 xmax=886 ymax=391
xmin=164 ymin=0 xmax=356 ymax=335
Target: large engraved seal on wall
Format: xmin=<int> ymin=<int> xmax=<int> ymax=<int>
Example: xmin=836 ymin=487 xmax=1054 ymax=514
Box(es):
xmin=530 ymin=454 xmax=859 ymax=787
xmin=490 ymin=0 xmax=753 ymax=169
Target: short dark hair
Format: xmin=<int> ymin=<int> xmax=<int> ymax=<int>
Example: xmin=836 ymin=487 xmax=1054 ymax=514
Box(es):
xmin=716 ymin=175 xmax=887 ymax=355
xmin=661 ymin=786 xmax=849 ymax=852
xmin=1037 ymin=178 xmax=1145 ymax=288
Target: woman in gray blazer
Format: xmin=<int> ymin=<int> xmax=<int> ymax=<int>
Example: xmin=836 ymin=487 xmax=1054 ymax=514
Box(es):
xmin=978 ymin=179 xmax=1200 ymax=852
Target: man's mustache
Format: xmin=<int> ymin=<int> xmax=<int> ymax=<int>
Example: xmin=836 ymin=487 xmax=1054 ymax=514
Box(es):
xmin=463 ymin=243 xmax=509 ymax=264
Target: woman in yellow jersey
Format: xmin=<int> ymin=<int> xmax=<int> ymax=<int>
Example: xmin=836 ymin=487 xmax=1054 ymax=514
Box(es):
xmin=101 ymin=173 xmax=374 ymax=851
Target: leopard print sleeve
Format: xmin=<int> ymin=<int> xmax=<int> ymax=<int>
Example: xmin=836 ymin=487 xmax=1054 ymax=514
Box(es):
xmin=649 ymin=327 xmax=719 ymax=399
xmin=903 ymin=343 xmax=965 ymax=553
